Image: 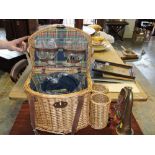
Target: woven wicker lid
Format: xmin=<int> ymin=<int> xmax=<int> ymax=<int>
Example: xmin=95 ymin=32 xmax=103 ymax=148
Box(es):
xmin=28 ymin=25 xmax=92 ymax=70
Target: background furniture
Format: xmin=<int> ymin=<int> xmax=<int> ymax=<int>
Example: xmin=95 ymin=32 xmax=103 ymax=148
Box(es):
xmin=38 ymin=19 xmax=63 ymax=25
xmin=134 ymin=19 xmax=155 ymax=40
xmin=106 ymin=20 xmax=129 ymax=41
xmin=75 ymin=19 xmax=83 ymax=29
xmin=135 ymin=19 xmax=154 ymax=31
xmin=3 ymin=19 xmax=39 ymax=40
xmin=0 ymin=19 xmax=5 ymax=28
xmin=4 ymin=19 xmax=29 ymax=40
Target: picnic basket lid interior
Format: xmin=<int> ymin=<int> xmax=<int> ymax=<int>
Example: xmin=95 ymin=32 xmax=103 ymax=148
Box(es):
xmin=28 ymin=25 xmax=92 ymax=71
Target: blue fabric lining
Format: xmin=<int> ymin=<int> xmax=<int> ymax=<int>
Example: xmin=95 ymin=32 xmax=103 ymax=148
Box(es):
xmin=30 ymin=72 xmax=87 ymax=94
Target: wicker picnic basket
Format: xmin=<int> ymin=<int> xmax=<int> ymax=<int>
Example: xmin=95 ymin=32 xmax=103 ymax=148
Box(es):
xmin=90 ymin=93 xmax=111 ymax=129
xmin=24 ymin=25 xmax=92 ymax=134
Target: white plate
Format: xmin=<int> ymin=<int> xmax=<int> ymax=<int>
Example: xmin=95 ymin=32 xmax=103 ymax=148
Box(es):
xmin=93 ymin=44 xmax=111 ymax=51
xmin=82 ymin=26 xmax=95 ymax=35
xmin=92 ymin=41 xmax=105 ymax=46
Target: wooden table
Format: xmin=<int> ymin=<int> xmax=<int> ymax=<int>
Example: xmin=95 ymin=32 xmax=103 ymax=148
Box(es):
xmin=9 ymin=43 xmax=148 ymax=101
xmin=93 ymin=44 xmax=147 ymax=101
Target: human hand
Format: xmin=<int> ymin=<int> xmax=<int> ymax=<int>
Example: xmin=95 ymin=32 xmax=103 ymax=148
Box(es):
xmin=7 ymin=36 xmax=29 ymax=52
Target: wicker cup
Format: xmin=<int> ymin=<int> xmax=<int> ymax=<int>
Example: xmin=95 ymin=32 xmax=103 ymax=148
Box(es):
xmin=92 ymin=83 xmax=109 ymax=94
xmin=90 ymin=93 xmax=111 ymax=129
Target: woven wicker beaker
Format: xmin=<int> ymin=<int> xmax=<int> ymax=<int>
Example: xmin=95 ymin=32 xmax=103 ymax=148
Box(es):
xmin=90 ymin=93 xmax=111 ymax=129
xmin=92 ymin=83 xmax=109 ymax=94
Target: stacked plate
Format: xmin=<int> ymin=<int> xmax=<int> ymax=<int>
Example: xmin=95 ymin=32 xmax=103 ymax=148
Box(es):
xmin=92 ymin=36 xmax=111 ymax=52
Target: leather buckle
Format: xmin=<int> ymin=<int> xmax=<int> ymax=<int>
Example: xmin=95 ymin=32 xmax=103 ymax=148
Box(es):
xmin=53 ymin=101 xmax=68 ymax=108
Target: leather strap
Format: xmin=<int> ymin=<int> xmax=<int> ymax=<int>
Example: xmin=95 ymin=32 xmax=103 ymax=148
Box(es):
xmin=71 ymin=96 xmax=84 ymax=135
xmin=29 ymin=97 xmax=36 ymax=133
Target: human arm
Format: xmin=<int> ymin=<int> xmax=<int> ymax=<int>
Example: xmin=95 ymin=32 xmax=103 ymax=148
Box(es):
xmin=0 ymin=36 xmax=28 ymax=52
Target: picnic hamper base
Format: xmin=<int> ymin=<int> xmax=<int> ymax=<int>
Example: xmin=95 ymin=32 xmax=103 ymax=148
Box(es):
xmin=25 ymin=75 xmax=91 ymax=134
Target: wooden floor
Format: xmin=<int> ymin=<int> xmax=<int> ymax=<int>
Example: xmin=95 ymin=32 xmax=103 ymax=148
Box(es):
xmin=0 ymin=28 xmax=24 ymax=134
xmin=0 ymin=70 xmax=24 ymax=134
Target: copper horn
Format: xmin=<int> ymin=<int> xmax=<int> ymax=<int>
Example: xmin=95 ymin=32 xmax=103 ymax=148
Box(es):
xmin=116 ymin=87 xmax=134 ymax=135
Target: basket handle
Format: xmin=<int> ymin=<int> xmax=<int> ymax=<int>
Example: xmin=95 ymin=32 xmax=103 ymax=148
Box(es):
xmin=56 ymin=24 xmax=65 ymax=29
xmin=53 ymin=101 xmax=68 ymax=108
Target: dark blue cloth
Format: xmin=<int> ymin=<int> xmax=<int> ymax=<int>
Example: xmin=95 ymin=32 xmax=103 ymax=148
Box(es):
xmin=41 ymin=74 xmax=79 ymax=94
